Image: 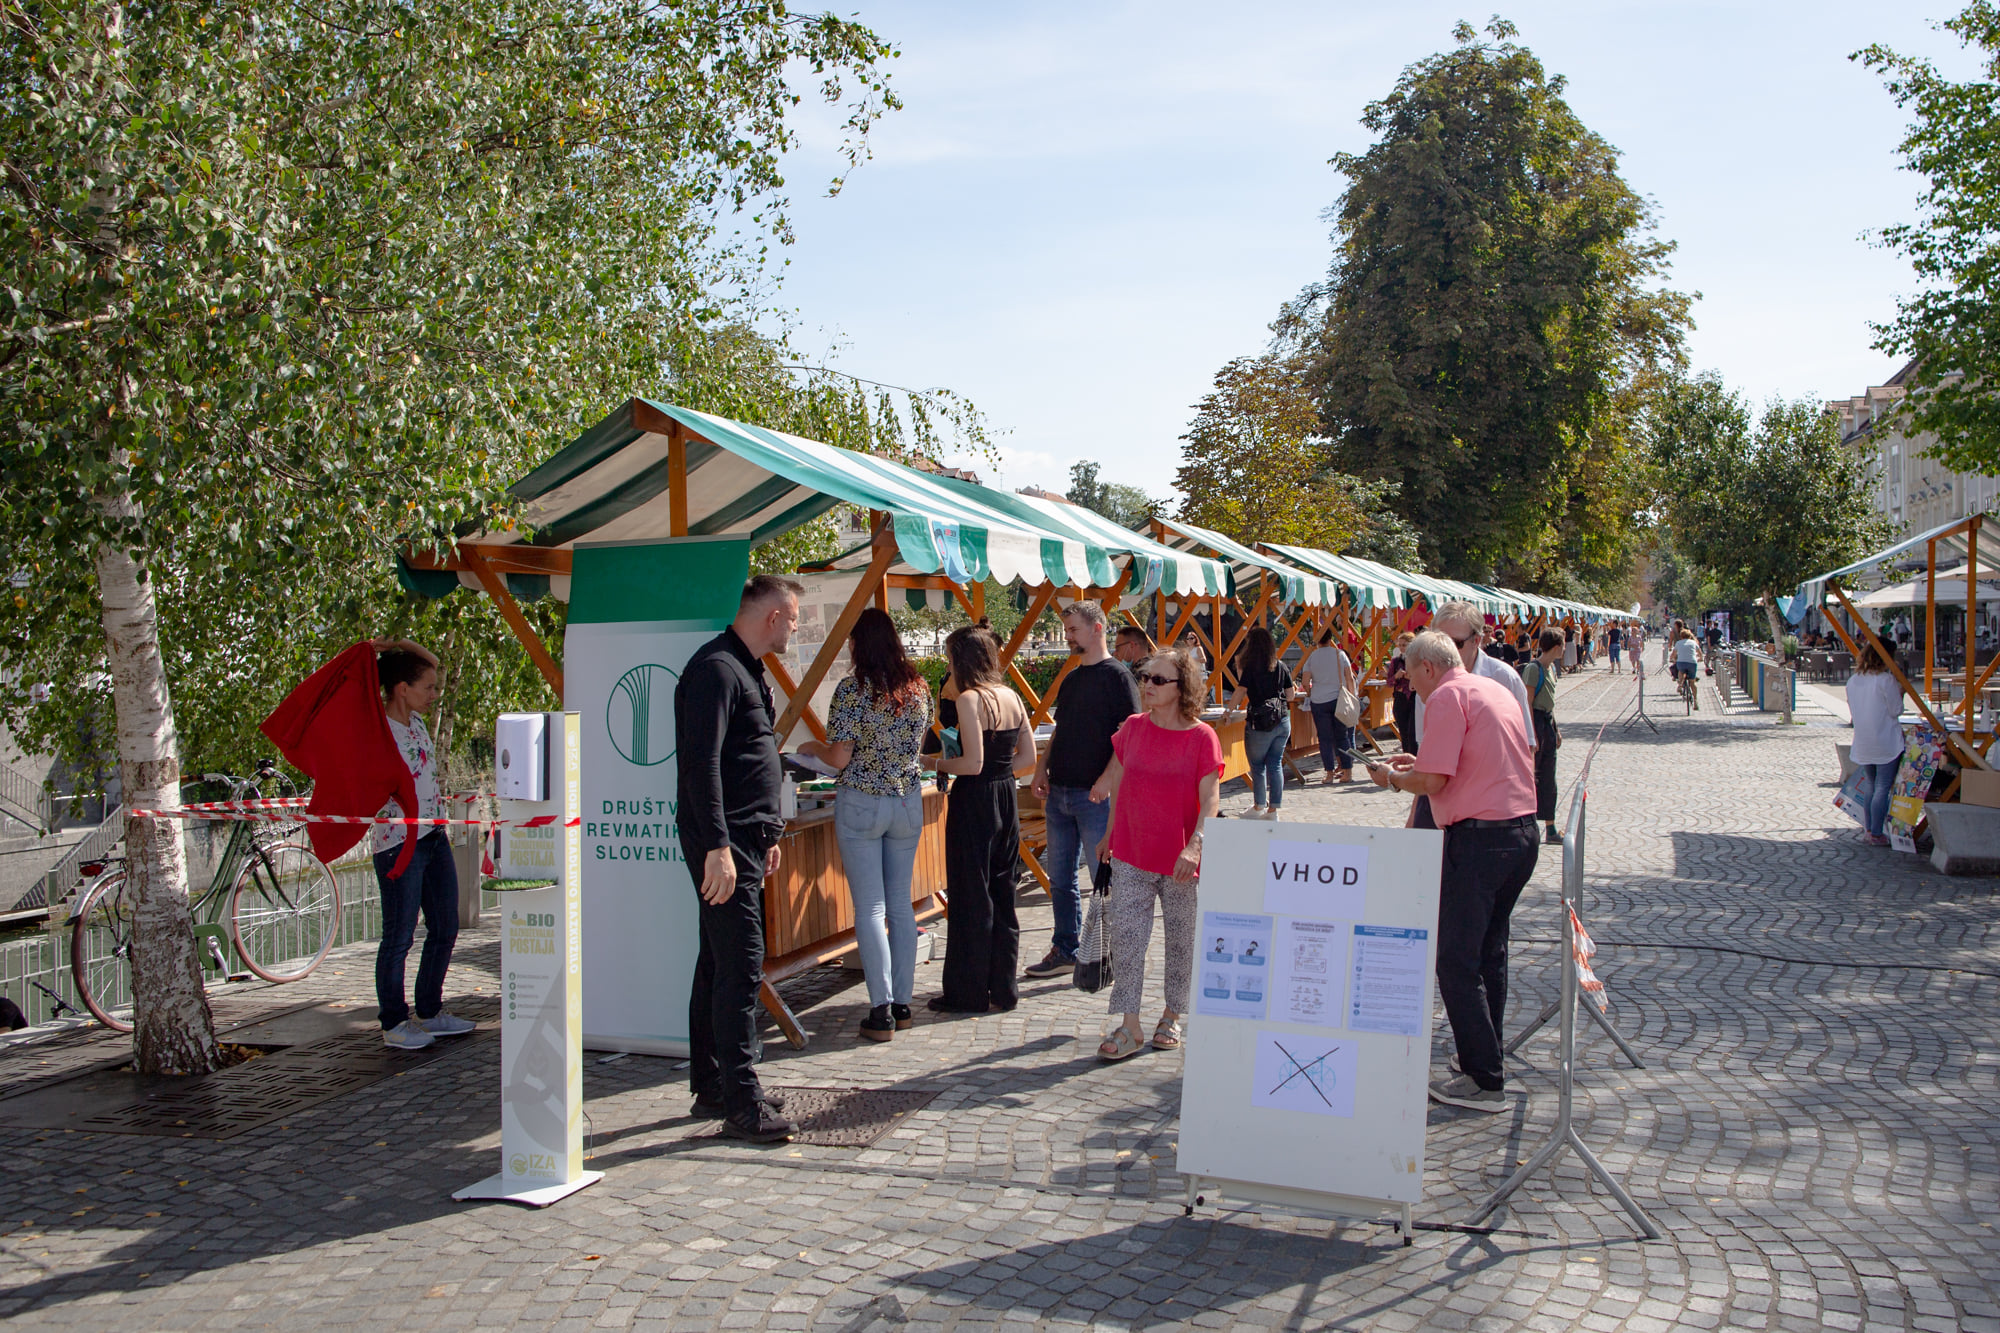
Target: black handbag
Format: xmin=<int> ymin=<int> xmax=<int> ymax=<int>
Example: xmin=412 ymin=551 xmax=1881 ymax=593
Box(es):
xmin=1073 ymin=860 xmax=1116 ymax=993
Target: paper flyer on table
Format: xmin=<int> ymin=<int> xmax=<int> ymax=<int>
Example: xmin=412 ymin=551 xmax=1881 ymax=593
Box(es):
xmin=1196 ymin=910 xmax=1271 ymax=1020
xmin=1271 ymin=917 xmax=1349 ymax=1027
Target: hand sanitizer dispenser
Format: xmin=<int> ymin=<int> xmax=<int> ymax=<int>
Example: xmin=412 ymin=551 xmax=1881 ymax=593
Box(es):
xmin=494 ymin=713 xmax=549 ymax=802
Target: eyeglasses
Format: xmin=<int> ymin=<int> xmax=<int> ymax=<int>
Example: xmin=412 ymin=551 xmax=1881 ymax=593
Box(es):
xmin=1447 ymin=630 xmax=1480 ymax=647
xmin=1137 ymin=672 xmax=1179 ymax=687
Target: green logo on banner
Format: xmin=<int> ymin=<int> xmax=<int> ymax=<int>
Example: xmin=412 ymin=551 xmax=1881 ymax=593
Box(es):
xmin=607 ymin=663 xmax=678 ymax=766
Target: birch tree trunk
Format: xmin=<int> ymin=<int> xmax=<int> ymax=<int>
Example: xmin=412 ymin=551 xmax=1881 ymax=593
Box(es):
xmin=95 ymin=511 xmax=220 ymax=1075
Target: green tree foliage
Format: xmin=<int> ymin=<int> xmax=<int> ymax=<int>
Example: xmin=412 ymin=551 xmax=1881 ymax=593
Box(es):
xmin=0 ymin=0 xmax=908 ymax=1070
xmin=1065 ymin=461 xmax=1158 ymax=531
xmin=1647 ymin=375 xmax=1892 ymax=647
xmin=1857 ymin=4 xmax=2000 ymax=472
xmin=1174 ymin=352 xmax=1418 ymax=561
xmin=1291 ymin=18 xmax=1691 ymax=581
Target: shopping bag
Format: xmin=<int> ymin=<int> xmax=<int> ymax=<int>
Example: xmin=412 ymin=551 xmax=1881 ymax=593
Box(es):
xmin=1833 ymin=767 xmax=1869 ymax=826
xmin=1334 ymin=686 xmax=1362 ymax=728
xmin=1073 ymin=860 xmax=1116 ymax=994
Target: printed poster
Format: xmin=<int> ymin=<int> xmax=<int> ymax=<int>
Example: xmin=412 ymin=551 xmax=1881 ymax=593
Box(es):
xmin=1196 ymin=911 xmax=1271 ymax=1020
xmin=1250 ymin=1031 xmax=1359 ymax=1118
xmin=1347 ymin=925 xmax=1430 ymax=1036
xmin=1263 ymin=838 xmax=1369 ymax=918
xmin=1271 ymin=917 xmax=1350 ymax=1027
xmin=1886 ymin=725 xmax=1944 ymax=854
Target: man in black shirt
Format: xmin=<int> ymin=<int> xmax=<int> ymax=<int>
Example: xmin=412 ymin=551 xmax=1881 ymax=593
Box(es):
xmin=674 ymin=574 xmax=802 ymax=1143
xmin=1025 ymin=601 xmax=1141 ymax=978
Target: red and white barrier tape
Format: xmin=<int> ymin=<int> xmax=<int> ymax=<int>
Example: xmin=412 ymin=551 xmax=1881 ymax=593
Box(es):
xmin=129 ymin=807 xmax=578 ymax=830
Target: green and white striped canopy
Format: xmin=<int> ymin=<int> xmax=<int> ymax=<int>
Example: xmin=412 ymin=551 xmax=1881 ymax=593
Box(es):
xmin=489 ymin=400 xmax=1225 ymax=595
xmin=1150 ymin=519 xmax=1339 ymax=607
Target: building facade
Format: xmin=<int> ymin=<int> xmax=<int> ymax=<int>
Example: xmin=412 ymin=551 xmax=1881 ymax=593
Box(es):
xmin=1830 ymin=359 xmax=2000 ymax=539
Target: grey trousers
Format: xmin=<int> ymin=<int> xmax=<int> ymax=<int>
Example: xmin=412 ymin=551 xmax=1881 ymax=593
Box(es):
xmin=1107 ymin=857 xmax=1198 ymax=1016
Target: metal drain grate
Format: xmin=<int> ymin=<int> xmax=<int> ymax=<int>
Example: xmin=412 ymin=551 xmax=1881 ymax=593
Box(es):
xmin=698 ymin=1086 xmax=938 ymax=1148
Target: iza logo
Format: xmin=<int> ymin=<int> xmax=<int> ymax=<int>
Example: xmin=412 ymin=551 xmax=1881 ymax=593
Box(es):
xmin=606 ymin=662 xmax=678 ymax=766
xmin=511 ymin=1152 xmax=558 ymax=1177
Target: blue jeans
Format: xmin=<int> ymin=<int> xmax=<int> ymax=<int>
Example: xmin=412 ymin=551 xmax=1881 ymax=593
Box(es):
xmin=1309 ymin=699 xmax=1354 ymax=774
xmin=1042 ymin=784 xmax=1110 ymax=961
xmin=373 ymin=831 xmax=459 ymax=1030
xmin=1245 ymin=718 xmax=1291 ymax=809
xmin=834 ymin=786 xmax=924 ymax=1006
xmin=1862 ymin=759 xmax=1898 ymax=837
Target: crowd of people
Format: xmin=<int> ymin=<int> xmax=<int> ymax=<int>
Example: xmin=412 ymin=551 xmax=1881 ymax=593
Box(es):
xmin=673 ymin=576 xmax=1621 ymax=1141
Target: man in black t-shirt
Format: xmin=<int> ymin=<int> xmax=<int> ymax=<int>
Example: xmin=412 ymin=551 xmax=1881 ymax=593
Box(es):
xmin=1026 ymin=601 xmax=1141 ymax=978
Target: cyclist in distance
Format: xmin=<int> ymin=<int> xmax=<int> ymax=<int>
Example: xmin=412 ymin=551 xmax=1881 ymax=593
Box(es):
xmin=1672 ymin=627 xmax=1702 ymax=711
xmin=371 ymin=639 xmax=478 ymax=1050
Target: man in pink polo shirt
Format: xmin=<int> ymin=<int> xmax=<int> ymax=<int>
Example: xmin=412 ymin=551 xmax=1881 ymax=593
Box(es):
xmin=1368 ymin=628 xmax=1539 ymax=1113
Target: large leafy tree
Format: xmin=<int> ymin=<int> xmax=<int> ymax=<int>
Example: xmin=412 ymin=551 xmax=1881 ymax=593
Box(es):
xmin=1173 ymin=352 xmax=1418 ymax=562
xmin=1647 ymin=375 xmax=1892 ymax=649
xmin=1065 ymin=461 xmax=1158 ymax=531
xmin=1292 ymin=17 xmax=1691 ymax=581
xmin=1857 ymin=3 xmax=2000 ymax=472
xmin=0 ymin=0 xmax=903 ymax=1073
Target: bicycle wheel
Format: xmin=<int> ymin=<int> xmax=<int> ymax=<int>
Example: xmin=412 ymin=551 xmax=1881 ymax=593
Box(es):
xmin=69 ymin=872 xmax=135 ymax=1032
xmin=229 ymin=840 xmax=341 ymax=982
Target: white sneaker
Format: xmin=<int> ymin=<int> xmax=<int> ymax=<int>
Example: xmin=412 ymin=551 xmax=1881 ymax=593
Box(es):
xmin=383 ymin=1019 xmax=435 ymax=1050
xmin=418 ymin=1011 xmax=478 ymax=1036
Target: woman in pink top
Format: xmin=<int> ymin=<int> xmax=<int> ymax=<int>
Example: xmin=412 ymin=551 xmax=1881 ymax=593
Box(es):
xmin=1089 ymin=648 xmax=1223 ymax=1061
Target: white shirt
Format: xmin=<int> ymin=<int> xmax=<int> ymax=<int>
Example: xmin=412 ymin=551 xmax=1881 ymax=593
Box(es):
xmin=1673 ymin=637 xmax=1698 ymax=665
xmin=373 ymin=715 xmax=441 ymax=855
xmin=1845 ymin=671 xmax=1907 ymax=766
xmin=1416 ymin=652 xmax=1537 ymax=751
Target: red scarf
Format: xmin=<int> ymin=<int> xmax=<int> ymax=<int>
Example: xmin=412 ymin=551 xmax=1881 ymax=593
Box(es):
xmin=259 ymin=643 xmax=421 ymax=878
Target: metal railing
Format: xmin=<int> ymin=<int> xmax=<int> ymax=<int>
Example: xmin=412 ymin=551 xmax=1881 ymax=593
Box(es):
xmin=1468 ymin=681 xmax=1661 ymax=1239
xmin=12 ymin=802 xmax=125 ymax=916
xmin=0 ymin=758 xmax=55 ymax=835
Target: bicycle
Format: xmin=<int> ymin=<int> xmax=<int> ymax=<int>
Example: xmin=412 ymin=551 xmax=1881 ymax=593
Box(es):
xmin=1676 ymin=666 xmax=1698 ymax=715
xmin=66 ymin=759 xmax=342 ymax=1032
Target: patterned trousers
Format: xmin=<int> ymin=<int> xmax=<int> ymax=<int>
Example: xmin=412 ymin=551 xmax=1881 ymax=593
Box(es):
xmin=1107 ymin=857 xmax=1198 ymax=1017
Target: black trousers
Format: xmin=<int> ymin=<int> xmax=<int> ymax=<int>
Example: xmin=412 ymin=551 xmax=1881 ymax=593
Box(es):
xmin=1532 ymin=709 xmax=1559 ymax=824
xmin=1437 ymin=819 xmax=1539 ymax=1090
xmin=940 ymin=774 xmax=1021 ymax=1010
xmin=682 ymin=837 xmax=768 ymax=1117
xmin=1393 ymin=694 xmax=1418 ymax=755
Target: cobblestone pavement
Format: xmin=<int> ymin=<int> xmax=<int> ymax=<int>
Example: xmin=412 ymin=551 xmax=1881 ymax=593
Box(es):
xmin=2 ymin=661 xmax=1997 ymax=1330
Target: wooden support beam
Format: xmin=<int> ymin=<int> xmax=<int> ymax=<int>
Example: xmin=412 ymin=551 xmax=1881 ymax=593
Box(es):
xmin=667 ymin=421 xmax=689 ymax=538
xmin=1828 ymin=583 xmax=1990 ymax=771
xmin=991 ymin=582 xmax=1057 ymax=714
xmin=460 ymin=545 xmax=564 ymax=699
xmin=773 ymin=536 xmax=896 ymax=745
xmin=763 ymin=654 xmax=828 ymax=744
xmin=1033 ymin=653 xmax=1081 ymax=726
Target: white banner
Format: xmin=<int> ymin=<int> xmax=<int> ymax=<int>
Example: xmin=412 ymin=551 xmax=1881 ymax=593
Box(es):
xmin=566 ymin=621 xmax=719 ymax=1055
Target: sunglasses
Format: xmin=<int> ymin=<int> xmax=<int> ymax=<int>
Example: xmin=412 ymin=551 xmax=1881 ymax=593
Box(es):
xmin=1137 ymin=672 xmax=1179 ymax=687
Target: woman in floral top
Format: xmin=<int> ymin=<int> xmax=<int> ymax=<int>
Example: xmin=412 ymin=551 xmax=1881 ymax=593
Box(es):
xmin=798 ymin=608 xmax=934 ymax=1042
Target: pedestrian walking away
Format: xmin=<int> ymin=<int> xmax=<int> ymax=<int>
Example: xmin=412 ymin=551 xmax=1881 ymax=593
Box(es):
xmin=924 ymin=626 xmax=1038 ymax=1014
xmin=1369 ymin=629 xmax=1539 ymax=1114
xmin=796 ymin=607 xmax=933 ymax=1043
xmin=1025 ymin=601 xmax=1139 ymax=980
xmin=1607 ymin=621 xmax=1623 ymax=673
xmin=1522 ymin=629 xmax=1564 ymax=844
xmin=1232 ymin=626 xmax=1299 ymax=819
xmin=1299 ymin=627 xmax=1358 ymax=784
xmin=1845 ymin=642 xmax=1906 ymax=847
xmin=675 ymin=574 xmax=803 ymax=1143
xmin=368 ymin=640 xmax=478 ymax=1051
xmin=1091 ymin=648 xmax=1223 ymax=1062
xmin=1389 ymin=631 xmax=1418 ymax=756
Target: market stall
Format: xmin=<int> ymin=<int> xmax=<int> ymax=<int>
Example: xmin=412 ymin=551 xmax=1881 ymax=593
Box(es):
xmin=402 ymin=397 xmax=1226 ymax=1049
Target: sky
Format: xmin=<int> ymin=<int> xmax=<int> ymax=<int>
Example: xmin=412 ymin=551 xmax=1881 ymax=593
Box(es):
xmin=768 ymin=1 xmax=1985 ymax=501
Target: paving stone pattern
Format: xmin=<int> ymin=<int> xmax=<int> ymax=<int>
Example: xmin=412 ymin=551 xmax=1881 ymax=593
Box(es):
xmin=1 ymin=661 xmax=1996 ymax=1330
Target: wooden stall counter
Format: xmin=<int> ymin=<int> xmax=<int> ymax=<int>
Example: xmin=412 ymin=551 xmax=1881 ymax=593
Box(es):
xmin=758 ymin=787 xmax=948 ymax=1049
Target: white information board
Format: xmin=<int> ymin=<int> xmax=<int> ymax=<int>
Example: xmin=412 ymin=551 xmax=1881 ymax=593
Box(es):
xmin=1177 ymin=816 xmax=1442 ymax=1238
xmin=455 ymin=713 xmax=603 ymax=1207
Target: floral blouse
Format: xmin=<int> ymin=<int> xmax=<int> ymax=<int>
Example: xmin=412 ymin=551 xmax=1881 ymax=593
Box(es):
xmin=827 ymin=676 xmax=933 ymax=799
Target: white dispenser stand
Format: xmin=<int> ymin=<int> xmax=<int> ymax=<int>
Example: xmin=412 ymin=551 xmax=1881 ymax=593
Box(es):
xmin=454 ymin=711 xmax=603 ymax=1207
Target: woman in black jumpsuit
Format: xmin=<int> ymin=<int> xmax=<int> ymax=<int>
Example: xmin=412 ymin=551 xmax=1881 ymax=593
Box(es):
xmin=925 ymin=626 xmax=1036 ymax=1013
